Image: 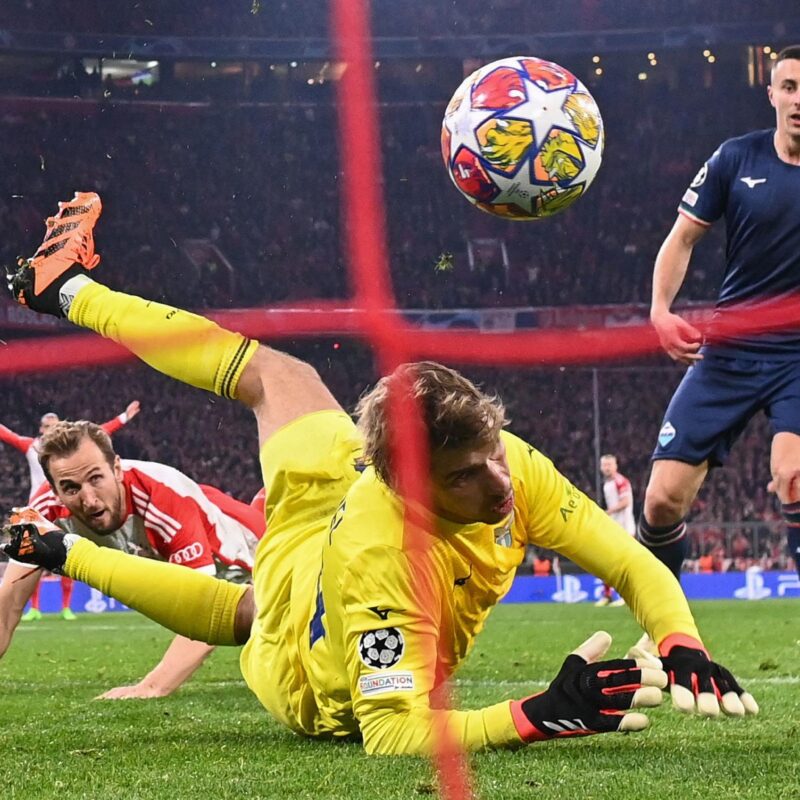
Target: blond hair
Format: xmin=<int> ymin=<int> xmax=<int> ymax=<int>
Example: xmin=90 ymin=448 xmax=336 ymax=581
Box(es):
xmin=38 ymin=420 xmax=116 ymax=485
xmin=355 ymin=361 xmax=507 ymax=485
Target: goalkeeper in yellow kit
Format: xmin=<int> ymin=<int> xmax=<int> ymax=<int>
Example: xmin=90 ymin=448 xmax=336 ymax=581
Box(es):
xmin=3 ymin=193 xmax=757 ymax=755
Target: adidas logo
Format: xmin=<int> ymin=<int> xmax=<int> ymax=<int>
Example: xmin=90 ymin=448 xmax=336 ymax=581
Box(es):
xmin=541 ymin=718 xmax=590 ymax=734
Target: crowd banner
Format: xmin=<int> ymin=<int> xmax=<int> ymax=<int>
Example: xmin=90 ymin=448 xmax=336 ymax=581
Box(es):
xmin=503 ymin=568 xmax=800 ymax=603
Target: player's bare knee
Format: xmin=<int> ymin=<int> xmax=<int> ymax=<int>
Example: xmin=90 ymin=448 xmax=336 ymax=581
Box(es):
xmin=248 ymin=348 xmax=343 ymax=439
xmin=278 ymin=351 xmax=325 ymax=386
xmin=240 ymin=345 xmax=327 ymax=398
xmin=644 ymin=460 xmax=706 ymax=524
xmin=644 ymin=485 xmax=689 ymax=525
xmin=234 ymin=586 xmax=255 ymax=645
xmin=253 ymin=347 xmax=323 ymax=391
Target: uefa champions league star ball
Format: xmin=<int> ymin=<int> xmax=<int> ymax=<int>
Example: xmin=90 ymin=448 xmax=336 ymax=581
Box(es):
xmin=441 ymin=56 xmax=604 ymax=220
xmin=358 ymin=627 xmax=405 ymax=669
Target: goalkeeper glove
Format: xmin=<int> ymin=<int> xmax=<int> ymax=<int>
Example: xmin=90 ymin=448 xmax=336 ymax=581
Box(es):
xmin=510 ymin=631 xmax=667 ymax=742
xmin=658 ymin=634 xmax=759 ymax=717
xmin=1 ymin=507 xmax=73 ymax=573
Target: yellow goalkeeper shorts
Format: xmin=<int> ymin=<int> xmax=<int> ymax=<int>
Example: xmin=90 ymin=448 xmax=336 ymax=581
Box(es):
xmin=240 ymin=410 xmax=363 ymax=732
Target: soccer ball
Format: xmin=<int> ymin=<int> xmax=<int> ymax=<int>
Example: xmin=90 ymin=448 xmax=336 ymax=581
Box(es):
xmin=441 ymin=56 xmax=604 ymax=220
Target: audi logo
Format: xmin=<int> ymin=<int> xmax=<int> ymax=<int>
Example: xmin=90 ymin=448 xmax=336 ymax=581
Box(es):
xmin=168 ymin=542 xmax=205 ymax=564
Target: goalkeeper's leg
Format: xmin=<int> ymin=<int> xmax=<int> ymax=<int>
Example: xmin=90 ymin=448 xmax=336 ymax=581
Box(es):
xmin=2 ymin=512 xmax=253 ymax=645
xmin=8 ymin=191 xmax=343 ymax=445
xmin=66 ymin=537 xmax=253 ymax=646
xmin=68 ymin=283 xmax=343 ymax=443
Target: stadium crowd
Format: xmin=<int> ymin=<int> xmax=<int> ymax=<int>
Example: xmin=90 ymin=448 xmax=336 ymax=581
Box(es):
xmin=0 ymin=74 xmax=774 ymax=312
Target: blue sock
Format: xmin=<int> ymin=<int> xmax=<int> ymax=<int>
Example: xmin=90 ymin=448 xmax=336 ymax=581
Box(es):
xmin=781 ymin=503 xmax=800 ymax=579
xmin=637 ymin=516 xmax=688 ymax=581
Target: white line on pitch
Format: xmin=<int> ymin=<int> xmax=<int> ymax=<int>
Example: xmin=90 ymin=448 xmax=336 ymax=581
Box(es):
xmin=13 ymin=623 xmax=156 ymax=633
xmin=454 ymin=675 xmax=799 ymax=688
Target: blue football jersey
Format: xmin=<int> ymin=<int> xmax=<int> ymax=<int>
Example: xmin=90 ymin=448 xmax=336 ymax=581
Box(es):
xmin=678 ymin=129 xmax=800 ymax=356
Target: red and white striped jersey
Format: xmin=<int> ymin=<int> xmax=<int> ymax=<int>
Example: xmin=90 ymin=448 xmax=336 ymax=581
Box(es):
xmin=0 ymin=415 xmax=129 ymax=501
xmin=30 ymin=459 xmax=265 ymax=579
xmin=603 ymin=472 xmax=636 ymax=535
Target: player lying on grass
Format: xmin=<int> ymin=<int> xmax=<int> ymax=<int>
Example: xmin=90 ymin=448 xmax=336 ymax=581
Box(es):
xmin=3 ymin=192 xmax=757 ymax=755
xmin=1 ymin=400 xmax=139 ymax=622
xmin=0 ymin=421 xmax=263 ymax=699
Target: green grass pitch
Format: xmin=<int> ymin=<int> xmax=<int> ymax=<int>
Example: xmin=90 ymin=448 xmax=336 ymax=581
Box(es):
xmin=1 ymin=600 xmax=798 ymax=800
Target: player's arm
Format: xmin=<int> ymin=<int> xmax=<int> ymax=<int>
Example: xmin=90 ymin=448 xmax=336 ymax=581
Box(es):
xmin=96 ymin=635 xmax=215 ymax=700
xmin=651 ymin=213 xmax=708 ymax=364
xmin=341 ymin=547 xmax=662 ymax=755
xmin=605 ymin=480 xmax=632 ymax=514
xmin=520 ymin=443 xmax=757 ymax=716
xmin=0 ymin=502 xmax=68 ymax=659
xmin=0 ymin=424 xmax=34 ymax=453
xmin=97 ymin=488 xmax=223 ymax=699
xmin=540 ymin=486 xmax=698 ymax=645
xmin=605 ymin=495 xmax=630 ymax=514
xmin=0 ymin=561 xmax=41 ymax=658
xmin=342 ymin=546 xmax=518 ymax=754
xmin=99 ymin=399 xmax=141 ymax=436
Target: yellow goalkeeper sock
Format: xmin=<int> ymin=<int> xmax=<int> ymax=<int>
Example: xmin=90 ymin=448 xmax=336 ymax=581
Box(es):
xmin=69 ymin=282 xmax=258 ymax=399
xmin=65 ymin=538 xmax=246 ymax=646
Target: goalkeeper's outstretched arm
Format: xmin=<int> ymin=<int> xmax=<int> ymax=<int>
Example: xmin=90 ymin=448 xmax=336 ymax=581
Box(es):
xmin=355 ymin=631 xmax=666 ymax=755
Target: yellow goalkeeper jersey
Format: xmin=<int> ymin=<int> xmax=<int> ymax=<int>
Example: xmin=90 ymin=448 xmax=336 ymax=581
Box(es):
xmin=304 ymin=432 xmax=698 ymax=753
xmin=242 ymin=414 xmax=699 ymax=755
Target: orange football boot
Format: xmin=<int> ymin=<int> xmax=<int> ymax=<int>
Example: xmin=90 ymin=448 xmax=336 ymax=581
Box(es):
xmin=3 ymin=507 xmax=70 ymax=573
xmin=8 ymin=191 xmax=102 ymax=316
xmin=8 ymin=506 xmax=61 ymax=535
